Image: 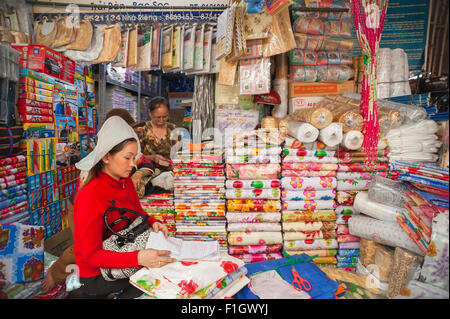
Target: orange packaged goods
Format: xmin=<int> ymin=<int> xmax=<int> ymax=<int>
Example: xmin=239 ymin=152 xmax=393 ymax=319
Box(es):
xmin=19 ymin=77 xmax=54 ymax=91
xmin=289 ymin=81 xmax=355 ymax=97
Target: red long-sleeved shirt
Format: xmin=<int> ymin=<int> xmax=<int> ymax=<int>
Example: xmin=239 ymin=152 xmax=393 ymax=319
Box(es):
xmin=73 ymin=171 xmax=158 ymax=278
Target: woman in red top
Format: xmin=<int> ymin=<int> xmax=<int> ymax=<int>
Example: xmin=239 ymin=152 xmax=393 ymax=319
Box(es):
xmin=73 ymin=116 xmax=175 ymax=299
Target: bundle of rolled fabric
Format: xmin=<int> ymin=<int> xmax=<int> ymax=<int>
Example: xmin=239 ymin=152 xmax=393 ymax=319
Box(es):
xmin=225 ymin=137 xmax=284 ymax=263
xmin=281 ymin=137 xmax=339 ymax=266
xmin=140 ymin=193 xmax=176 ymax=237
xmin=172 ymin=150 xmax=228 ymax=252
xmin=383 ymin=161 xmax=449 ymax=255
xmin=381 ymin=120 xmax=442 ymax=163
xmin=334 ymin=149 xmax=392 ymax=272
xmin=0 ymin=155 xmax=30 ymax=224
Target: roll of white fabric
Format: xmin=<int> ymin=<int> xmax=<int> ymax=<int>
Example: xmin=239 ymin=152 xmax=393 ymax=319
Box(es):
xmin=377 ymin=48 xmax=391 ymax=84
xmin=390 ymin=82 xmax=408 ymax=97
xmin=348 ymin=215 xmax=424 ymax=256
xmin=353 ymin=191 xmax=402 ymax=223
xmin=287 ymin=120 xmax=319 ymax=143
xmin=377 ymin=83 xmax=391 ymax=99
xmin=390 ymin=48 xmax=407 ymax=83
xmin=272 ymin=78 xmax=289 ymax=119
xmin=342 ymin=130 xmax=364 ymax=150
xmin=318 ymin=123 xmax=343 ymax=147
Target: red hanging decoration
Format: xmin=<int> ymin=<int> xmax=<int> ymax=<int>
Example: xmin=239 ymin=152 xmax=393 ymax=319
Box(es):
xmin=351 ymin=0 xmax=388 ymax=166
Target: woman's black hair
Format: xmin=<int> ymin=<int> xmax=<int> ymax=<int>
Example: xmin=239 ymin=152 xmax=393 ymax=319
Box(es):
xmin=148 ymin=96 xmax=170 ymax=112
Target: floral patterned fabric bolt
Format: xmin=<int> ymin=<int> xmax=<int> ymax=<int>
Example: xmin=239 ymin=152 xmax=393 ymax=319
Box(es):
xmin=283 ymin=200 xmax=337 ymax=210
xmin=281 ymin=210 xmax=336 ymax=222
xmin=227 ymin=244 xmax=283 ymax=255
xmin=225 ymin=188 xmax=281 ymax=200
xmin=281 ymin=177 xmax=337 ymax=190
xmin=227 ymin=231 xmax=283 ymax=245
xmin=226 ymin=212 xmax=281 ymax=223
xmin=283 ymin=238 xmax=339 ymax=250
xmin=231 ymin=252 xmax=283 ymax=263
xmin=227 ymin=223 xmax=282 ymax=232
xmin=227 ymin=199 xmax=281 ymax=212
xmin=0 ymin=224 xmax=45 ymax=284
xmin=282 ymin=189 xmax=336 ymax=201
xmin=282 ymin=169 xmax=337 ymax=177
xmin=282 ymin=162 xmax=338 ymax=171
xmin=225 ymin=164 xmax=281 ymax=180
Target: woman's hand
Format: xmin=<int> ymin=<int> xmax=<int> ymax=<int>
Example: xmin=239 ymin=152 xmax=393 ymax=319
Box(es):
xmin=152 ymin=222 xmax=169 ymax=238
xmin=131 ymin=170 xmax=144 ymax=189
xmin=152 ymin=154 xmax=171 ymax=167
xmin=137 ymin=249 xmax=176 ymax=268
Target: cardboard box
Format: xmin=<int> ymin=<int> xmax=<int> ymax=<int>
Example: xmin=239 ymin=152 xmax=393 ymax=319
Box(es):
xmin=20 ymin=77 xmax=54 ymax=91
xmin=289 ymin=96 xmax=326 ymax=114
xmin=289 ymin=80 xmax=355 ymax=97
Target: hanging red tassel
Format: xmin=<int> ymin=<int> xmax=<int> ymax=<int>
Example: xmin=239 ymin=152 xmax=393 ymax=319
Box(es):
xmin=351 ymin=0 xmax=388 ymax=167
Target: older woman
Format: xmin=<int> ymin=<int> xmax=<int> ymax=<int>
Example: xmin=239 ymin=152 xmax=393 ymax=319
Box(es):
xmin=136 ymin=96 xmax=177 ymax=172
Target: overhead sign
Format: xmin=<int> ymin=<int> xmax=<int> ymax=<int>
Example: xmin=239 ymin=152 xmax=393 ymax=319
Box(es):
xmin=32 ymin=0 xmax=229 ymax=23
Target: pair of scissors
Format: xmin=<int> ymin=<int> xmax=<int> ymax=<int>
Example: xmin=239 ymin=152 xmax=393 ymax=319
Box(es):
xmin=290 ymin=265 xmax=311 ymax=292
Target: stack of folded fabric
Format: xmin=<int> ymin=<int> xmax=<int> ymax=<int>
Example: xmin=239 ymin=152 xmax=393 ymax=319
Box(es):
xmin=0 ymin=155 xmax=29 ymax=224
xmin=140 ymin=193 xmax=176 ymax=236
xmin=130 ymin=254 xmax=248 ymax=299
xmin=172 ymin=151 xmax=227 ymax=251
xmin=225 ymin=142 xmax=284 ymax=263
xmin=335 ymin=149 xmax=393 ymax=272
xmin=281 ymin=137 xmax=339 ymax=266
xmin=381 ymin=120 xmax=442 ymax=163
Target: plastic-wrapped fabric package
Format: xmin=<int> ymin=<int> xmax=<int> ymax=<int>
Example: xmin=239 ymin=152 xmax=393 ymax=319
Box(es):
xmin=416 ymin=212 xmax=449 ymax=291
xmin=367 ymin=175 xmax=408 ymax=208
xmin=228 ymin=231 xmax=283 ymax=246
xmin=348 ymin=215 xmax=425 ymax=256
xmin=281 ymin=176 xmax=337 ymax=190
xmin=227 ymin=244 xmax=283 ymax=255
xmin=387 ymin=247 xmax=423 ymax=298
xmin=282 ymin=189 xmax=336 ymax=201
xmin=353 ymin=192 xmax=403 ymax=222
